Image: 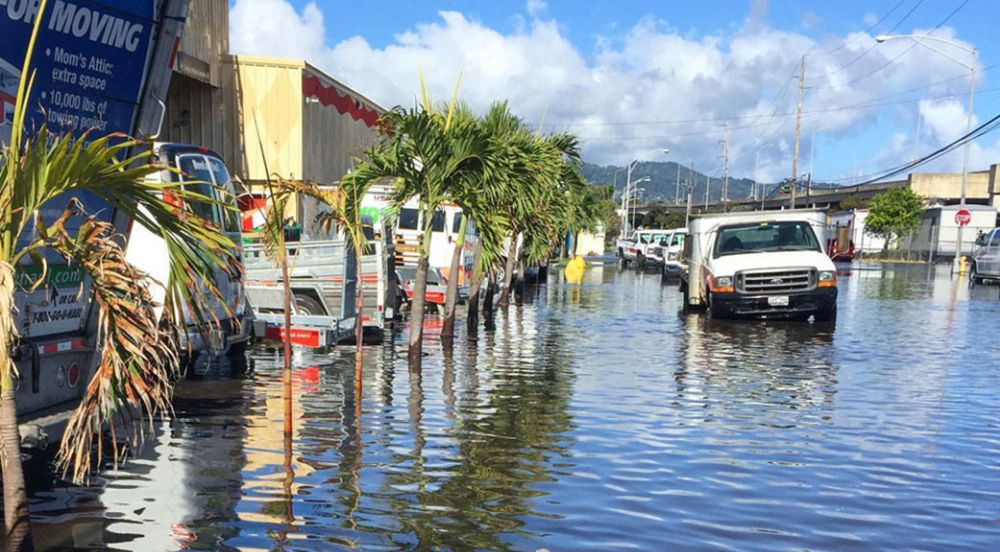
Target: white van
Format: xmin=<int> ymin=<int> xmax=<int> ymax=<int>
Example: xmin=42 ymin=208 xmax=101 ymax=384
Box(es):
xmin=681 ymin=209 xmax=838 ymax=321
xmin=126 ymin=143 xmax=252 ymax=365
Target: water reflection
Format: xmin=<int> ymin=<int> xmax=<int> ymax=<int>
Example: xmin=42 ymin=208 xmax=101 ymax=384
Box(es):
xmin=19 ymin=262 xmax=1000 ymax=550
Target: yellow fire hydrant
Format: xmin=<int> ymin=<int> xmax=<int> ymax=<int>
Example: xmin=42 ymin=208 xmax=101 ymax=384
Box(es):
xmin=565 ymin=256 xmax=586 ymax=285
xmin=957 ymin=255 xmax=968 ymax=274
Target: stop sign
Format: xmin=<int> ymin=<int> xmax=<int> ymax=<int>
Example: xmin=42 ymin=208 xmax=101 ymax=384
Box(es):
xmin=955 ymin=208 xmax=972 ymax=226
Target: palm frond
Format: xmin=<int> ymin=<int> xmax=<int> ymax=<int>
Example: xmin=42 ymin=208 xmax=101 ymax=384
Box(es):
xmin=43 ymin=201 xmax=179 ymax=483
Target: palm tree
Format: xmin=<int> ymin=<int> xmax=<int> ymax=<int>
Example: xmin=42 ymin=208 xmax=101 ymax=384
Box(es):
xmin=1 ymin=17 xmax=236 ymax=546
xmin=349 ymin=81 xmax=495 ymax=364
xmin=494 ymin=127 xmax=581 ymax=305
xmin=439 ymin=105 xmax=510 ymax=341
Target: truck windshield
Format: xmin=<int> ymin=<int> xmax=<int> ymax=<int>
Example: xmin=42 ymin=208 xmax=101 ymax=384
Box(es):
xmin=714 ymin=221 xmax=820 ymax=257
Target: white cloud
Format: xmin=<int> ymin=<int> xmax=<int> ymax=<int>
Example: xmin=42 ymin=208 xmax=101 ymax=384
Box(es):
xmin=230 ymin=0 xmax=985 ymax=182
xmin=526 ymin=0 xmax=547 ymax=17
xmin=862 ymin=13 xmax=879 ymax=27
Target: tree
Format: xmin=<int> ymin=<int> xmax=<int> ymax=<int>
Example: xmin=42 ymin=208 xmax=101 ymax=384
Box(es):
xmin=864 ymin=187 xmax=924 ymax=250
xmin=1 ymin=87 xmax=234 ymax=552
xmin=348 ymin=79 xmax=494 ymax=365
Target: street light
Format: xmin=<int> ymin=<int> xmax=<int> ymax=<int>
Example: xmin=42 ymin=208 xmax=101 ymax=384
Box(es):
xmin=629 ymin=178 xmax=650 ymax=232
xmin=876 ymin=33 xmax=977 ymax=269
xmin=620 ymin=160 xmax=640 ymax=235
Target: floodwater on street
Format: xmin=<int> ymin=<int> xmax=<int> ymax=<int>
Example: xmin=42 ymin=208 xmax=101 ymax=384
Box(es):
xmin=20 ymin=262 xmax=1000 ymax=550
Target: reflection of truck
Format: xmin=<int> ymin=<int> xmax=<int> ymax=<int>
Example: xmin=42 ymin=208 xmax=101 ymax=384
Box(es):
xmin=616 ymin=229 xmax=670 ymax=268
xmin=9 ymin=0 xmax=191 ymax=447
xmin=680 ymin=210 xmax=838 ymax=321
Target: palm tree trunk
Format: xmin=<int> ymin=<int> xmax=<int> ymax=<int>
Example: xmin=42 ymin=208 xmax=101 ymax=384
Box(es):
xmin=441 ymin=216 xmax=468 ymax=340
xmin=483 ymin=275 xmax=497 ymax=332
xmin=497 ymin=240 xmax=517 ymax=307
xmin=1 ymin=265 xmax=33 ymax=550
xmin=465 ymin=240 xmax=484 ymax=334
xmin=281 ymin=255 xmax=293 ymax=439
xmin=354 ymin=246 xmax=364 ymax=397
xmin=408 ymin=216 xmax=433 ymax=366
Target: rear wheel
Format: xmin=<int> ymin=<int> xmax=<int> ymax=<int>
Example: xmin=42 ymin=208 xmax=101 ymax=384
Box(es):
xmin=294 ymin=293 xmax=325 ymax=316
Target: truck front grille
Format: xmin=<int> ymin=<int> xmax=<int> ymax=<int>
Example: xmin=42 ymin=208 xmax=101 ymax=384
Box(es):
xmin=737 ymin=268 xmax=814 ymax=294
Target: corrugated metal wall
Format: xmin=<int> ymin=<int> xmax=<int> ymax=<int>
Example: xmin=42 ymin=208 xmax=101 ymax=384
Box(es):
xmin=301 ymin=67 xmax=384 ymax=184
xmin=175 ymin=0 xmax=228 ymax=87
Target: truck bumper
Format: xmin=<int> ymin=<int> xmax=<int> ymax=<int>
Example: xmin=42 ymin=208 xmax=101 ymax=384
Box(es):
xmin=712 ymin=287 xmax=838 ymax=318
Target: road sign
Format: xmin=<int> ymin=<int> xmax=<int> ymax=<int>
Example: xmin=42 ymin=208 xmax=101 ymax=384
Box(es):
xmin=955 ymin=208 xmax=972 ymax=227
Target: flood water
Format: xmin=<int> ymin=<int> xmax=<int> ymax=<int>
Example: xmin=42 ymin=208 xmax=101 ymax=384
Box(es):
xmin=21 ymin=262 xmax=1000 ymax=550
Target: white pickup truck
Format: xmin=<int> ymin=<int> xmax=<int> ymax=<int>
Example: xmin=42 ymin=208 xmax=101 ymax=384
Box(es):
xmin=616 ymin=229 xmax=672 ymax=269
xmin=680 ymin=210 xmax=838 ymax=321
xmin=653 ymin=227 xmax=687 ymax=278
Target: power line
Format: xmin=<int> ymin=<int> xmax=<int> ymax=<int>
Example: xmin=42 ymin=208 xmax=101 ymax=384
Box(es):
xmin=815 ymin=0 xmax=971 ymax=90
xmin=804 ymin=0 xmax=909 ymax=59
xmin=804 ymin=0 xmax=926 ymax=82
xmin=573 ymin=86 xmax=1000 ymax=141
xmin=847 ymin=111 xmax=1000 ymax=188
xmin=545 ymin=66 xmax=996 ymax=129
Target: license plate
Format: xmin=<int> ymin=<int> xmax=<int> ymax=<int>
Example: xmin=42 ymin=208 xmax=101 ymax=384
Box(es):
xmin=767 ymin=295 xmax=790 ymax=307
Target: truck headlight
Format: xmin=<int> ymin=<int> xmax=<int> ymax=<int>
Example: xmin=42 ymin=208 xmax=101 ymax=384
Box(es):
xmin=667 ymin=252 xmax=678 ymax=260
xmin=818 ymin=270 xmax=837 ymax=287
xmin=710 ymin=275 xmax=735 ymax=292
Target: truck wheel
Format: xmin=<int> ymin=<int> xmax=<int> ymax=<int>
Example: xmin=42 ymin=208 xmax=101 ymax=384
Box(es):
xmin=294 ymin=293 xmax=325 ymax=316
xmin=706 ymin=291 xmax=731 ymax=320
xmin=226 ymin=340 xmax=250 ymax=373
xmin=970 ymin=263 xmax=983 ymax=285
xmin=814 ymin=305 xmax=837 ymax=323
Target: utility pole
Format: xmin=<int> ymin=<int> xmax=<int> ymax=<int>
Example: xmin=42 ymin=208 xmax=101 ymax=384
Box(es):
xmin=705 ymin=176 xmax=711 ymax=210
xmin=722 ymin=122 xmax=731 ymax=204
xmin=807 ymin=173 xmax=813 ymax=207
xmin=791 ymin=55 xmax=805 ymax=210
xmin=686 ymin=161 xmax=694 ymax=227
xmin=675 ymin=162 xmax=681 ymax=205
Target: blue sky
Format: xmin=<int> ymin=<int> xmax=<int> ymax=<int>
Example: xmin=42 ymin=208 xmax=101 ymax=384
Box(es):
xmin=231 ymin=0 xmax=999 ymax=185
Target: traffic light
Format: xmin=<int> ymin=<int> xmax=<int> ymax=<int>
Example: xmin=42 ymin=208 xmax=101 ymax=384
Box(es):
xmin=781 ymin=181 xmax=792 ymax=193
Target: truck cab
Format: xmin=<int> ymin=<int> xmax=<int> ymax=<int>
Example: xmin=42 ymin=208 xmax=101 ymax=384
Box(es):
xmin=971 ymin=227 xmax=1000 ymax=283
xmin=657 ymin=228 xmax=687 ymax=278
xmin=125 ymin=143 xmax=253 ymax=367
xmin=681 ymin=210 xmax=838 ymax=321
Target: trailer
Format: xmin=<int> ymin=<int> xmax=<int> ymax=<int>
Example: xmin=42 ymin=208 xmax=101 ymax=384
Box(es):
xmin=243 ymin=238 xmax=361 ymax=347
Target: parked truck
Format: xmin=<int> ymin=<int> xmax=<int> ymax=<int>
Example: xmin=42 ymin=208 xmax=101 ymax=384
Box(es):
xmin=680 ymin=209 xmax=838 ymax=321
xmin=656 ymin=227 xmax=687 ymax=280
xmin=6 ymin=0 xmax=193 ymax=448
xmin=616 ymin=229 xmax=671 ymax=269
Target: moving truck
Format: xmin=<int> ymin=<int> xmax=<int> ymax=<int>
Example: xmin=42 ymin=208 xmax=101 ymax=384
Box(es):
xmin=5 ymin=0 xmax=192 ymax=448
xmin=680 ymin=209 xmax=838 ymax=321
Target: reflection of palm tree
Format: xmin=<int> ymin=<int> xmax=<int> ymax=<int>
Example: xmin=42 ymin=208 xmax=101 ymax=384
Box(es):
xmin=381 ymin=316 xmax=577 ymax=549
